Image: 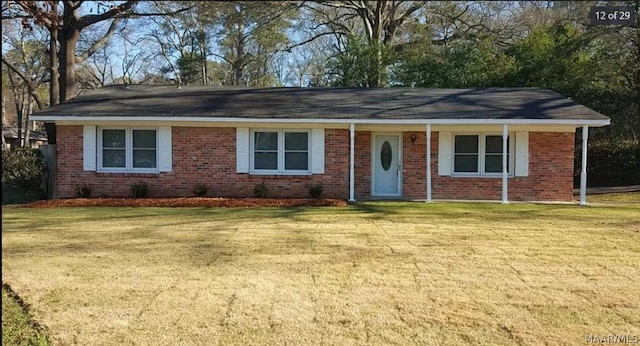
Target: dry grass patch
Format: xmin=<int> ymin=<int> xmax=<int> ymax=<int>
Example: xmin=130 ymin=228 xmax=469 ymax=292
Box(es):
xmin=586 ymin=191 xmax=640 ymax=205
xmin=2 ymin=202 xmax=639 ymax=345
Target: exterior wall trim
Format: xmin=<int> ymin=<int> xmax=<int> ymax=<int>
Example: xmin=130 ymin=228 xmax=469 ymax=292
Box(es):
xmin=33 ymin=115 xmax=611 ymax=127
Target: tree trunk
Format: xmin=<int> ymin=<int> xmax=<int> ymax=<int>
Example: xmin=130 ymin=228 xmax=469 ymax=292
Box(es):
xmin=59 ymin=2 xmax=81 ymax=103
xmin=234 ymin=63 xmax=242 ymax=86
xmin=24 ymin=100 xmax=33 ymax=148
xmin=59 ymin=26 xmax=80 ymax=102
xmin=18 ymin=94 xmax=24 ymax=147
xmin=7 ymin=72 xmax=23 ymax=147
xmin=371 ymin=1 xmax=386 ymax=88
xmin=234 ymin=28 xmax=244 ymax=86
xmin=199 ymin=29 xmax=208 ymax=86
xmin=50 ymin=27 xmax=60 ymax=106
xmin=49 ymin=1 xmax=59 ymax=106
xmin=1 ymin=92 xmax=6 ymax=124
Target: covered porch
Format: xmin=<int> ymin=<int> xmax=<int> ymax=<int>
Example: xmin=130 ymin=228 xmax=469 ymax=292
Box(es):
xmin=345 ymin=122 xmax=595 ymax=205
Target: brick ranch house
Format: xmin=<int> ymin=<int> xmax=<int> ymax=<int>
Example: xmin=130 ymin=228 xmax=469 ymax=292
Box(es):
xmin=31 ymin=85 xmax=609 ymax=203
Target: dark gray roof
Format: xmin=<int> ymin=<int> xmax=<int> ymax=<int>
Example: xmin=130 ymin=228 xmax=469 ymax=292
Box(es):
xmin=32 ymin=85 xmax=609 ymax=122
xmin=2 ymin=127 xmax=48 ymax=141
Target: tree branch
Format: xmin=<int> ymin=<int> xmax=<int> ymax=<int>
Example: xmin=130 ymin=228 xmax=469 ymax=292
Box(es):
xmin=283 ymin=31 xmax=347 ymax=52
xmin=75 ymin=17 xmax=121 ymax=63
xmin=77 ymin=1 xmax=136 ymax=29
xmin=319 ymin=1 xmax=363 ymax=11
xmin=67 ymin=1 xmax=84 ymax=11
xmin=14 ymin=1 xmax=53 ymax=27
xmin=1 ymin=14 xmax=32 ymax=20
xmin=120 ymin=5 xmax=194 ymax=19
xmin=1 ymin=56 xmax=46 ymax=110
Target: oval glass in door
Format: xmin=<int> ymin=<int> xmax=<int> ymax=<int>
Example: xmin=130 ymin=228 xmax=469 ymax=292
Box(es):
xmin=381 ymin=141 xmax=392 ymax=171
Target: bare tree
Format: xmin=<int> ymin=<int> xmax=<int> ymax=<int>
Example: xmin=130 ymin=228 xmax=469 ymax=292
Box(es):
xmin=1 ymin=19 xmax=48 ymax=147
xmin=3 ymin=1 xmax=191 ymax=104
xmin=203 ymin=1 xmax=298 ymax=86
xmin=295 ymin=1 xmax=426 ymax=87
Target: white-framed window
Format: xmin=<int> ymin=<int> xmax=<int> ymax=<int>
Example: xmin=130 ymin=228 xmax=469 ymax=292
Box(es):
xmin=453 ymin=133 xmax=514 ymax=176
xmin=97 ymin=127 xmax=158 ymax=172
xmin=250 ymin=129 xmax=310 ymax=174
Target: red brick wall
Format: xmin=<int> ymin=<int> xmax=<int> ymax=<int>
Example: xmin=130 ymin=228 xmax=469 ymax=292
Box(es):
xmin=56 ymin=126 xmax=574 ymax=201
xmin=512 ymin=132 xmax=575 ymax=201
xmin=402 ymin=132 xmax=428 ymax=199
xmin=401 ymin=131 xmax=575 ymax=202
xmin=56 ymin=126 xmax=349 ymax=198
xmin=354 ymin=131 xmax=371 ymax=199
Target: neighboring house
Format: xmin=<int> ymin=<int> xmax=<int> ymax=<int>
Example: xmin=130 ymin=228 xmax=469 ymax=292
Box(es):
xmin=2 ymin=126 xmax=48 ymax=149
xmin=30 ymin=85 xmax=609 ymax=203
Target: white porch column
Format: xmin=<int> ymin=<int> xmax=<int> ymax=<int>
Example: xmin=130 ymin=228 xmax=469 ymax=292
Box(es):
xmin=426 ymin=124 xmax=432 ymax=202
xmin=502 ymin=124 xmax=509 ymax=204
xmin=580 ymin=126 xmax=589 ymax=206
xmin=349 ymin=123 xmax=356 ymax=203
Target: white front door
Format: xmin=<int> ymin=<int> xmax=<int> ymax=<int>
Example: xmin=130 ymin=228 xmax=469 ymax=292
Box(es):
xmin=372 ymin=134 xmax=402 ymax=197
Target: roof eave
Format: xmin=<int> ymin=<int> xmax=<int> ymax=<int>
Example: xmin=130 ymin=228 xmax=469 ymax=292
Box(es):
xmin=29 ymin=115 xmax=611 ymax=127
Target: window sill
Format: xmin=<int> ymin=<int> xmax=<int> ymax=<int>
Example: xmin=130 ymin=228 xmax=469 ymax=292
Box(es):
xmin=249 ymin=171 xmax=312 ymax=176
xmin=451 ymin=174 xmax=514 ymax=178
xmin=95 ymin=171 xmax=160 ymax=177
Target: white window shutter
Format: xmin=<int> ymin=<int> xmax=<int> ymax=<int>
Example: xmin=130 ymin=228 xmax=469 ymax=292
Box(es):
xmin=158 ymin=127 xmax=172 ymax=172
xmin=311 ymin=129 xmax=325 ymax=174
xmin=83 ymin=125 xmax=96 ymax=171
xmin=438 ymin=131 xmax=452 ymax=176
xmin=236 ymin=128 xmax=249 ymax=173
xmin=515 ymin=132 xmax=529 ymax=177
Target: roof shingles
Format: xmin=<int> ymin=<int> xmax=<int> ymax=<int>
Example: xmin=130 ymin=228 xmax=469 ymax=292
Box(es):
xmin=32 ymin=85 xmax=609 ymax=122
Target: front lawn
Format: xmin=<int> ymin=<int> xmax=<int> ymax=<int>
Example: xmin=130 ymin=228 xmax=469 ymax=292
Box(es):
xmin=2 ymin=285 xmax=50 ymax=346
xmin=2 ymin=202 xmax=639 ymax=345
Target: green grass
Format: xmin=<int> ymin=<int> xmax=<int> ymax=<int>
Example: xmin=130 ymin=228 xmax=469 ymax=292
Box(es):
xmin=2 ymin=285 xmax=50 ymax=346
xmin=2 ymin=202 xmax=640 ymax=345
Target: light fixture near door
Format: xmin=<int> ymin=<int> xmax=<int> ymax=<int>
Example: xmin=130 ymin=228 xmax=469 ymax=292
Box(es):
xmin=410 ymin=133 xmax=417 ymax=143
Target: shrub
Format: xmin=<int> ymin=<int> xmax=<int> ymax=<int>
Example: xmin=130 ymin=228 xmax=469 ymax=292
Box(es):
xmin=75 ymin=183 xmax=92 ymax=198
xmin=308 ymin=184 xmax=324 ymax=198
xmin=254 ymin=182 xmax=270 ymax=198
xmin=1 ymin=147 xmax=46 ymax=193
xmin=574 ymin=139 xmax=640 ymax=187
xmin=130 ymin=181 xmax=149 ymax=198
xmin=192 ymin=183 xmax=209 ymax=197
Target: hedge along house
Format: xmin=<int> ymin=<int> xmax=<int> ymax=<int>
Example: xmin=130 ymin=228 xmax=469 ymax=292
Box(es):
xmin=31 ymin=85 xmax=610 ymax=204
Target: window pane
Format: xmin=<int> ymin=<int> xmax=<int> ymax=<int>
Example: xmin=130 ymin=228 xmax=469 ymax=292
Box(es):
xmin=455 ymin=135 xmax=478 ymax=153
xmin=454 ymin=154 xmax=478 ymax=172
xmin=103 ymin=149 xmax=125 ymax=167
xmin=285 ymin=152 xmax=308 ymax=170
xmin=254 ymin=152 xmax=278 ymax=170
xmin=486 ymin=136 xmax=508 ymax=154
xmin=133 ymin=149 xmax=157 ymax=168
xmin=255 ymin=132 xmax=277 ymax=150
xmin=133 ymin=130 xmax=156 ymax=149
xmin=285 ymin=132 xmax=308 ymax=150
xmin=103 ymin=130 xmax=125 ymax=148
xmin=485 ymin=155 xmax=504 ymax=173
